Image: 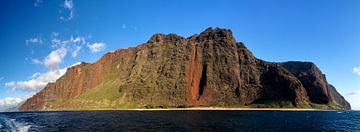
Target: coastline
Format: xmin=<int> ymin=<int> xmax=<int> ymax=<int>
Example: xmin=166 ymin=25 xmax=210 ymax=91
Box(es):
xmin=7 ymin=107 xmax=344 ymax=113
xmin=122 ymin=107 xmax=328 ymax=111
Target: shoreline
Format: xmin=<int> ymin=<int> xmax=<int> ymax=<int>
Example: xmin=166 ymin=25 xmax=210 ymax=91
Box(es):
xmin=122 ymin=107 xmax=328 ymax=111
xmin=4 ymin=107 xmax=346 ymax=113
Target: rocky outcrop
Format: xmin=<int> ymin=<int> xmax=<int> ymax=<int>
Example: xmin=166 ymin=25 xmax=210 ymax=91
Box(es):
xmin=20 ymin=28 xmax=350 ymax=111
xmin=281 ymin=62 xmax=350 ymax=108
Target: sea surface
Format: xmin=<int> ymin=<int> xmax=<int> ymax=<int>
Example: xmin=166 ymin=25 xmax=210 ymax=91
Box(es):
xmin=0 ymin=110 xmax=359 ymax=132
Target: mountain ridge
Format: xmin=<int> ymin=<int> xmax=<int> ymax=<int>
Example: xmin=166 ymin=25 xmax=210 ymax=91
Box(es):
xmin=20 ymin=27 xmax=351 ymax=111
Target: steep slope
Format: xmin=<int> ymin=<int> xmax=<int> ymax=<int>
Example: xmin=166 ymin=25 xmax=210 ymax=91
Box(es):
xmin=20 ymin=28 xmax=350 ymax=111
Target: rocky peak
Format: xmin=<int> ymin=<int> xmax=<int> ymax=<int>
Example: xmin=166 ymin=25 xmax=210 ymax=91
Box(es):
xmin=147 ymin=28 xmax=235 ymax=45
xmin=195 ymin=27 xmax=235 ymax=42
xmin=148 ymin=33 xmax=183 ymax=44
xmin=281 ymin=61 xmax=317 ymax=75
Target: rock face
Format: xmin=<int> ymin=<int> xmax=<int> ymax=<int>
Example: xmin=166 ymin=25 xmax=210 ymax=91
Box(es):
xmin=20 ymin=28 xmax=351 ymax=111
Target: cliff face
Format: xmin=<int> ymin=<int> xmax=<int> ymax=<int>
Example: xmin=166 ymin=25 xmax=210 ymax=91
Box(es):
xmin=20 ymin=28 xmax=351 ymax=111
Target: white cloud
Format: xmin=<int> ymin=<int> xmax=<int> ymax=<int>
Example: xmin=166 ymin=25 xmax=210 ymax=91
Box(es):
xmin=4 ymin=61 xmax=82 ymax=93
xmin=88 ymin=42 xmax=105 ymax=53
xmin=60 ymin=0 xmax=74 ymax=20
xmin=44 ymin=47 xmax=67 ymax=70
xmin=72 ymin=45 xmax=81 ymax=57
xmin=31 ymin=59 xmax=43 ymax=65
xmin=26 ymin=37 xmax=44 ymax=45
xmin=64 ymin=0 xmax=73 ymax=9
xmin=354 ymin=66 xmax=360 ymax=76
xmin=5 ymin=69 xmax=67 ymax=92
xmin=0 ymin=97 xmax=23 ymax=106
xmin=0 ymin=93 xmax=36 ymax=111
xmin=71 ymin=36 xmax=84 ymax=44
xmin=0 ymin=97 xmax=25 ymax=111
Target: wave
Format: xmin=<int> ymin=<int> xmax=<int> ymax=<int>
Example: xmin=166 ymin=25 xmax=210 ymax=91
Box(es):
xmin=0 ymin=116 xmax=32 ymax=132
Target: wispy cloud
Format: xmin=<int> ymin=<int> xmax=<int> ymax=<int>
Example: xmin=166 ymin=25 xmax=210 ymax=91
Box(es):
xmin=50 ymin=32 xmax=63 ymax=48
xmin=60 ymin=0 xmax=75 ymax=21
xmin=49 ymin=34 xmax=86 ymax=58
xmin=72 ymin=45 xmax=81 ymax=58
xmin=17 ymin=34 xmax=92 ymax=92
xmin=345 ymin=91 xmax=360 ymax=96
xmin=26 ymin=37 xmax=44 ymax=45
xmin=0 ymin=77 xmax=4 ymax=82
xmin=121 ymin=24 xmax=138 ymax=30
xmin=344 ymin=91 xmax=360 ymax=110
xmin=33 ymin=0 xmax=75 ymax=21
xmin=88 ymin=42 xmax=105 ymax=53
xmin=31 ymin=59 xmax=43 ymax=65
xmin=50 ymin=33 xmax=85 ymax=48
xmin=28 ymin=32 xmax=101 ymax=66
xmin=354 ymin=66 xmax=360 ymax=76
xmin=26 ymin=36 xmax=46 ymax=55
xmin=71 ymin=36 xmax=85 ymax=44
xmin=15 ymin=32 xmax=105 ymax=93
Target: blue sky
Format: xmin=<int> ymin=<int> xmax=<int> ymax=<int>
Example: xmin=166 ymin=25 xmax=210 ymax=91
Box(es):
xmin=0 ymin=0 xmax=359 ymax=110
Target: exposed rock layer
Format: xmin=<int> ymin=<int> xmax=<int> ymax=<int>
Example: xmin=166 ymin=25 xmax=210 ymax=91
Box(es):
xmin=20 ymin=28 xmax=351 ymax=111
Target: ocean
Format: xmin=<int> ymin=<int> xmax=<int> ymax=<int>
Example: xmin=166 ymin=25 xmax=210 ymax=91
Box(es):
xmin=0 ymin=110 xmax=359 ymax=131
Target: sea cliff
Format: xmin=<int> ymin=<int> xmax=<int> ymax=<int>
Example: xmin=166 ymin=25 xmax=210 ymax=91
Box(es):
xmin=20 ymin=28 xmax=351 ymax=111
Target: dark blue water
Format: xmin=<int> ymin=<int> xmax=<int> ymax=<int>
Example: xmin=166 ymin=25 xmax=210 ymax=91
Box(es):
xmin=0 ymin=110 xmax=359 ymax=132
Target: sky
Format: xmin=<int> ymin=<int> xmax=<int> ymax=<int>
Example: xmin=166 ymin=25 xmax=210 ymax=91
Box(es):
xmin=0 ymin=0 xmax=359 ymax=110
